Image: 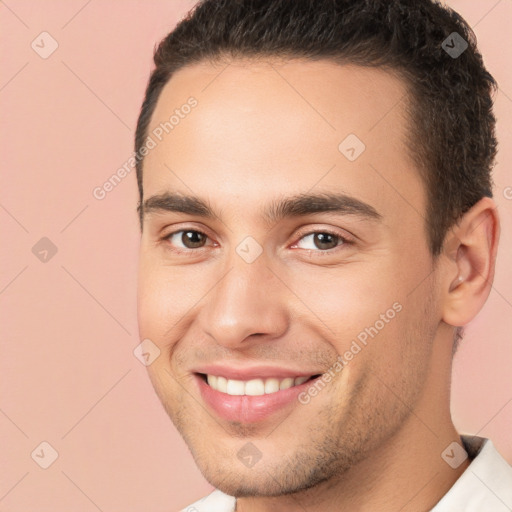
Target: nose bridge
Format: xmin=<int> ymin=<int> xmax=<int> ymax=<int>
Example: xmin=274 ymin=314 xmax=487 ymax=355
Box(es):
xmin=200 ymin=248 xmax=289 ymax=347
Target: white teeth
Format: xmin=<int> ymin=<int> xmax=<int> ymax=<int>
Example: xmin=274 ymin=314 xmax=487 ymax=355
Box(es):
xmin=279 ymin=378 xmax=294 ymax=390
xmin=264 ymin=378 xmax=280 ymax=394
xmin=226 ymin=379 xmax=245 ymax=395
xmin=245 ymin=379 xmax=265 ymax=396
xmin=205 ymin=374 xmax=314 ymax=396
xmin=216 ymin=376 xmax=228 ymax=393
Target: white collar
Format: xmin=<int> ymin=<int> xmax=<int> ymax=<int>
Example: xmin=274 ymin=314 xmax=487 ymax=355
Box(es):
xmin=431 ymin=435 xmax=512 ymax=511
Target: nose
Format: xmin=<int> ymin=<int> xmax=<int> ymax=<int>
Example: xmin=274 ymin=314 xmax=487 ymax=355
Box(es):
xmin=198 ymin=253 xmax=289 ymax=350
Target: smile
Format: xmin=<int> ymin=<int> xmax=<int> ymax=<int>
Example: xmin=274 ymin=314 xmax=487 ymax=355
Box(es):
xmin=201 ymin=374 xmax=320 ymax=396
xmin=194 ymin=370 xmax=323 ymax=423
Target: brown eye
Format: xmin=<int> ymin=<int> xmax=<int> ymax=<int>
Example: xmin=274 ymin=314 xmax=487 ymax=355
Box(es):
xmin=296 ymin=231 xmax=346 ymax=251
xmin=163 ymin=230 xmax=209 ymax=251
xmin=181 ymin=231 xmax=207 ymax=248
xmin=313 ymin=233 xmax=339 ymax=250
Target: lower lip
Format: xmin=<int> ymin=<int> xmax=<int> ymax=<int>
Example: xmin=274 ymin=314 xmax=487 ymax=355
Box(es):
xmin=195 ymin=374 xmax=317 ymax=423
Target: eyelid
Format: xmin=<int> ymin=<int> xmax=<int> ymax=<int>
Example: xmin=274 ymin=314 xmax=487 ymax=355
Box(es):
xmin=160 ymin=226 xmax=216 ymax=253
xmin=160 ymin=221 xmax=215 ymax=240
xmin=290 ymin=225 xmax=355 ymax=247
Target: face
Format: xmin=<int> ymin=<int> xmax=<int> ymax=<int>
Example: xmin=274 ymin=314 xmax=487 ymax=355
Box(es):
xmin=137 ymin=58 xmax=443 ymax=497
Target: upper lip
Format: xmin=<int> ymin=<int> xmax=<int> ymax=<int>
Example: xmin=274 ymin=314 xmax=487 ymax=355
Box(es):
xmin=192 ymin=364 xmax=322 ymax=381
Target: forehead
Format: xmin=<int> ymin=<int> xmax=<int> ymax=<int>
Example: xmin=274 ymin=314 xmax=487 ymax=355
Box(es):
xmin=142 ymin=58 xmax=424 ymax=226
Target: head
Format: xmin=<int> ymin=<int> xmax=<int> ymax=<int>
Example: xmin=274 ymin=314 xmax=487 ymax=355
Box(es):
xmin=135 ymin=0 xmax=499 ymax=499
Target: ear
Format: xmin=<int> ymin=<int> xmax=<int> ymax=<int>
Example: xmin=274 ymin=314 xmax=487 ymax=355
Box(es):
xmin=440 ymin=197 xmax=500 ymax=328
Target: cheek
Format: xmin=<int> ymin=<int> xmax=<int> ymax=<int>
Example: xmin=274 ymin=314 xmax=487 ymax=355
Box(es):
xmin=137 ymin=258 xmax=178 ymax=344
xmin=137 ymin=256 xmax=211 ymax=359
xmin=287 ymin=263 xmax=402 ymax=341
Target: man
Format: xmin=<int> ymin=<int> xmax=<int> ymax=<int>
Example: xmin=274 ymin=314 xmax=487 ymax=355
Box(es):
xmin=135 ymin=0 xmax=512 ymax=510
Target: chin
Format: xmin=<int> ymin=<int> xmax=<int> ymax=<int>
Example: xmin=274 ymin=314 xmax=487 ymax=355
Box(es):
xmin=193 ymin=452 xmax=335 ymax=499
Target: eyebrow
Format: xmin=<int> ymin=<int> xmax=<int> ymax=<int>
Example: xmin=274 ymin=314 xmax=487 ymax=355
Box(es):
xmin=140 ymin=191 xmax=382 ymax=225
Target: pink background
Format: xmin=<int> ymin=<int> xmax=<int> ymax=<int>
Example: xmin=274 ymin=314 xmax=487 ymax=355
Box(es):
xmin=1 ymin=1 xmax=511 ymax=510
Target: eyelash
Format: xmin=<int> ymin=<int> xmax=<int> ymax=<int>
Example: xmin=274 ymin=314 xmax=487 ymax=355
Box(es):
xmin=159 ymin=227 xmax=353 ymax=258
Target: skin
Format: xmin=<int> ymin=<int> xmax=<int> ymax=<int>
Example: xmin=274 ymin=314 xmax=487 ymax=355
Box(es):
xmin=137 ymin=58 xmax=500 ymax=511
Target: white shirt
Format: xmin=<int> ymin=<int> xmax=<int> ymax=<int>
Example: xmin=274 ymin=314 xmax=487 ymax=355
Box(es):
xmin=181 ymin=435 xmax=512 ymax=511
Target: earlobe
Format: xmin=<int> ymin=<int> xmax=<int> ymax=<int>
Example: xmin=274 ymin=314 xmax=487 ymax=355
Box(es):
xmin=441 ymin=197 xmax=500 ymax=328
